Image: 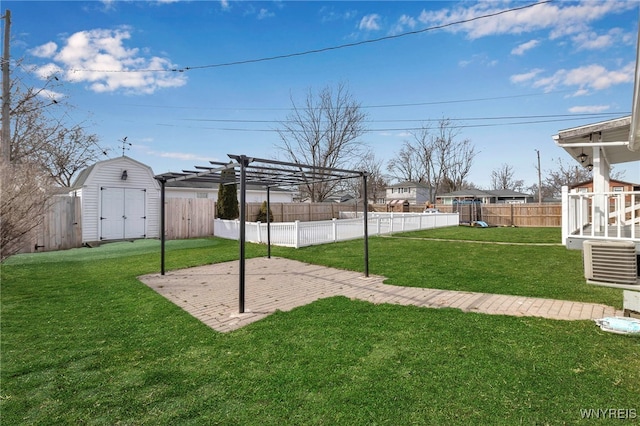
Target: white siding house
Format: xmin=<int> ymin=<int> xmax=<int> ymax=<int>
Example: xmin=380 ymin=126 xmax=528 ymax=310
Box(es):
xmin=386 ymin=182 xmax=433 ymax=205
xmin=71 ymin=156 xmax=160 ymax=243
xmin=164 ymin=181 xmax=294 ymax=203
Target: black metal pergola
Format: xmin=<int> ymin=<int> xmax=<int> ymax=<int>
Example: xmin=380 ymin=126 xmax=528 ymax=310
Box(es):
xmin=154 ymin=154 xmax=370 ymax=314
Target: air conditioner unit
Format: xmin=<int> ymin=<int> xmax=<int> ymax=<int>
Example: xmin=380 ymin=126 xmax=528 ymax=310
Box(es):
xmin=583 ymin=240 xmax=639 ymax=286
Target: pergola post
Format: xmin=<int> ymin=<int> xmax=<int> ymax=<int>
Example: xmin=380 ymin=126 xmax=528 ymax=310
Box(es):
xmin=363 ymin=172 xmax=369 ymax=277
xmin=238 ymin=155 xmax=249 ymax=314
xmin=160 ymin=179 xmax=166 ymax=275
xmin=267 ymin=186 xmax=271 ymax=259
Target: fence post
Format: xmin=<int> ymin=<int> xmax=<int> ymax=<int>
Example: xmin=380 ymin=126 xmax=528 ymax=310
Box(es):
xmin=256 ymin=221 xmax=262 ymax=243
xmin=332 ymin=218 xmax=337 ymax=242
xmin=295 ymin=220 xmax=300 ymax=248
xmin=376 ymin=216 xmax=381 ymax=235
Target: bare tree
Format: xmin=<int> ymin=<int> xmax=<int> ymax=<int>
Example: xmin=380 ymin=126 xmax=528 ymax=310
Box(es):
xmin=353 ymin=150 xmax=388 ymax=203
xmin=386 ymin=140 xmax=424 ymax=183
xmin=1 ymin=161 xmax=54 ymax=260
xmin=387 ymin=118 xmax=476 ymax=201
xmin=276 ymin=83 xmax=367 ymax=202
xmin=1 ymin=67 xmax=106 ymax=260
xmin=542 ymin=157 xmax=593 ymax=199
xmin=433 ymin=118 xmax=476 ymax=193
xmin=490 ymin=163 xmax=525 ymax=191
xmin=9 ymin=75 xmax=106 ymax=186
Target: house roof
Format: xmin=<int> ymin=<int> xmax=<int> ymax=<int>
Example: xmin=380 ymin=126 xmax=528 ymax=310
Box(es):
xmin=165 ymin=180 xmax=291 ymax=192
xmin=387 ymin=181 xmax=431 ymax=189
xmin=438 ymin=189 xmax=494 ymax=198
xmin=490 ymin=189 xmax=533 ymax=198
xmin=71 ymin=156 xmax=155 ymax=189
xmin=438 ymin=189 xmax=532 ymax=198
xmin=570 ymin=178 xmax=640 ymax=189
xmin=553 ymin=116 xmax=640 ymax=166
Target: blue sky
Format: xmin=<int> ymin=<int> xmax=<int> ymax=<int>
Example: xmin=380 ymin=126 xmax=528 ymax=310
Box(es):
xmin=5 ymin=0 xmax=640 ymax=188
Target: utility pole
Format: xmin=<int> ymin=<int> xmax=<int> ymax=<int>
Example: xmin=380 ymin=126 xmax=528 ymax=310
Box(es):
xmin=535 ymin=149 xmax=542 ymax=204
xmin=1 ymin=9 xmax=11 ymax=163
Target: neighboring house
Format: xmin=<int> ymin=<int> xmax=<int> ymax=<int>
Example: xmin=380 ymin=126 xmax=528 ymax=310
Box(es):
xmin=570 ymin=179 xmax=640 ymax=194
xmin=70 ymin=156 xmax=161 ymax=243
xmin=164 ymin=180 xmax=294 ymax=203
xmin=437 ymin=189 xmax=533 ymax=205
xmin=386 ymin=182 xmax=433 ymax=205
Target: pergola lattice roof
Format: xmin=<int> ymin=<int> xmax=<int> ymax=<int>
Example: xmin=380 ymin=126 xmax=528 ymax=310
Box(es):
xmin=155 ymin=154 xmax=365 ymax=188
xmin=154 ymin=154 xmax=370 ymax=314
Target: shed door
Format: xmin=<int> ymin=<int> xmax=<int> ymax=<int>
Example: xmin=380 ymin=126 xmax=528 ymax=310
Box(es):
xmin=100 ymin=188 xmax=146 ymax=240
xmin=124 ymin=189 xmax=146 ymax=238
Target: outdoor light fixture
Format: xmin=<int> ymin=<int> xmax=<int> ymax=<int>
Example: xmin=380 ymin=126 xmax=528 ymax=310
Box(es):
xmin=121 ymin=170 xmax=128 ymax=180
xmin=586 ymin=163 xmax=593 ymax=172
xmin=578 ymin=149 xmax=588 ymax=163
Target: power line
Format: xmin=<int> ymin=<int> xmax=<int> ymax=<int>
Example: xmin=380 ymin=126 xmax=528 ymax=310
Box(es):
xmin=65 ymin=0 xmax=551 ymax=74
xmin=156 ymin=114 xmax=625 ymax=133
xmin=178 ymin=112 xmax=628 ymax=125
xmin=117 ymin=90 xmax=576 ymax=112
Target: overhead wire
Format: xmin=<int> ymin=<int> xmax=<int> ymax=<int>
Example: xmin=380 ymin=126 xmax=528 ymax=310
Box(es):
xmin=63 ymin=0 xmax=552 ymax=74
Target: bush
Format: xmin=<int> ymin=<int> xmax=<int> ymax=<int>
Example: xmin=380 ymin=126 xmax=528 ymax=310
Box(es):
xmin=216 ymin=166 xmax=239 ymax=219
xmin=255 ymin=201 xmax=274 ymax=222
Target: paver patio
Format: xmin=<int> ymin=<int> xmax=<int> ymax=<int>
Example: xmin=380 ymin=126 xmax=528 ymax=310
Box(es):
xmin=139 ymin=257 xmax=623 ymax=333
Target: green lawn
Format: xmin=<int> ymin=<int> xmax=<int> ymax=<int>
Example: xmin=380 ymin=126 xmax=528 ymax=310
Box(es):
xmin=2 ymin=230 xmax=639 ymax=425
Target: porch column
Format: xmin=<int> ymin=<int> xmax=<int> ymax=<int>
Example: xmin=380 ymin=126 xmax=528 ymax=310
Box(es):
xmin=591 ymin=142 xmax=610 ymax=233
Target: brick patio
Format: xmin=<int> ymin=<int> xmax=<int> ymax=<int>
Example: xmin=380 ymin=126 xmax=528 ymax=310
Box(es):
xmin=139 ymin=257 xmax=623 ymax=333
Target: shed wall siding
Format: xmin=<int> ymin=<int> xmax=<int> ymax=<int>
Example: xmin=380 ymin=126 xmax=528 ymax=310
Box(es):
xmin=79 ymin=158 xmax=160 ymax=242
xmin=165 ymin=188 xmax=293 ymax=203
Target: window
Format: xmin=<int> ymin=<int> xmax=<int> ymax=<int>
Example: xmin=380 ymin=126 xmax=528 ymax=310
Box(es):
xmin=196 ymin=192 xmax=208 ymax=199
xmin=612 ymin=186 xmax=624 ymax=192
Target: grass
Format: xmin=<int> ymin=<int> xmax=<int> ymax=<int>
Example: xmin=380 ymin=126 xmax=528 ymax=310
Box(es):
xmin=2 ymin=229 xmax=639 ymax=424
xmin=271 ymin=227 xmax=622 ymax=308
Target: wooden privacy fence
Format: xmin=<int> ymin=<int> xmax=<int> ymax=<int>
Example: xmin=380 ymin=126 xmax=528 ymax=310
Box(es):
xmin=431 ymin=203 xmax=562 ymax=227
xmin=164 ymin=198 xmax=216 ymax=240
xmin=163 ymin=200 xmax=365 ymax=240
xmin=17 ymin=199 xmax=562 ymax=254
xmin=20 ymin=195 xmax=82 ymax=254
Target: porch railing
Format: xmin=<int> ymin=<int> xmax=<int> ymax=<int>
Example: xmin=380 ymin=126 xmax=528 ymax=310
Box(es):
xmin=561 ymin=186 xmax=640 ymax=244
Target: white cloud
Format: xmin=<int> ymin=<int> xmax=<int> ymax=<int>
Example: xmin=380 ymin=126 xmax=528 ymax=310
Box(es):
xmin=33 ymin=62 xmax=64 ymax=80
xmin=38 ymin=89 xmax=66 ymax=102
xmin=220 ymin=0 xmax=230 ymax=10
xmin=257 ymin=8 xmax=275 ymax=20
xmin=30 ymin=41 xmax=58 ymax=58
xmin=510 ymin=68 xmax=543 ymax=84
xmin=511 ymin=39 xmax=539 ymax=56
xmin=568 ymin=105 xmax=611 ymax=113
xmin=390 ymin=14 xmax=417 ymax=35
xmin=30 ymin=28 xmax=186 ymax=95
xmin=151 ymin=150 xmax=215 ymax=163
xmin=417 ymin=1 xmax=635 ymax=41
xmin=359 ymin=14 xmax=381 ymax=31
xmin=516 ymin=62 xmax=634 ymax=94
xmin=572 ymin=28 xmax=631 ymax=51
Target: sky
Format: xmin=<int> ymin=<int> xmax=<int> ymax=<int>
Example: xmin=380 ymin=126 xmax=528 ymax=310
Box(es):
xmin=4 ymin=0 xmax=640 ymax=189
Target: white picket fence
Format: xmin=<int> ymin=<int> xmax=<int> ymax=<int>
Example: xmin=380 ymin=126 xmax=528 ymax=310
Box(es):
xmin=214 ymin=212 xmax=459 ymax=248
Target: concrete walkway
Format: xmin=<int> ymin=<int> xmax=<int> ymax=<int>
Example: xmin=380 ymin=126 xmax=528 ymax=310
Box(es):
xmin=139 ymin=257 xmax=623 ymax=333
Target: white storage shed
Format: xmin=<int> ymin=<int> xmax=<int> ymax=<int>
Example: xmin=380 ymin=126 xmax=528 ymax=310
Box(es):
xmin=71 ymin=156 xmax=160 ymax=243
